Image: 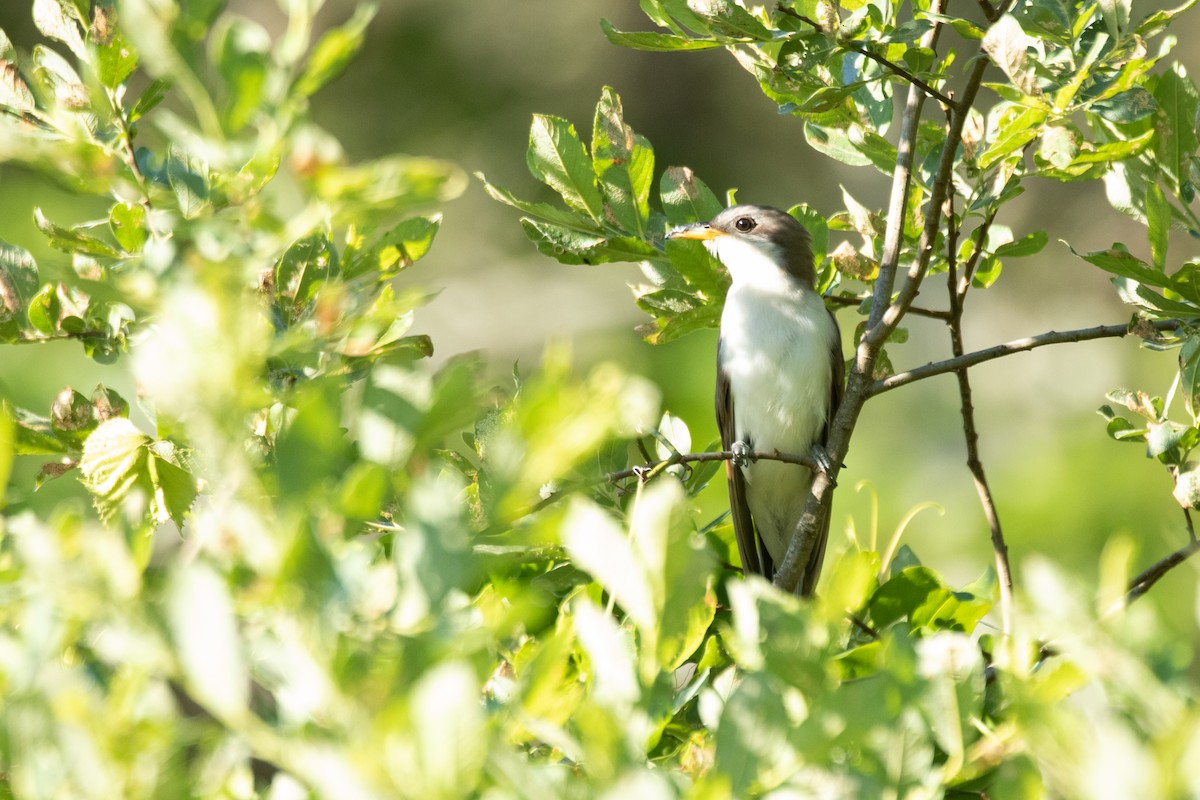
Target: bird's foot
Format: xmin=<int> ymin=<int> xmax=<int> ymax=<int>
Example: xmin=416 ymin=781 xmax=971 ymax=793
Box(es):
xmin=731 ymin=440 xmax=755 ymax=468
xmin=810 ymin=444 xmax=838 ymax=485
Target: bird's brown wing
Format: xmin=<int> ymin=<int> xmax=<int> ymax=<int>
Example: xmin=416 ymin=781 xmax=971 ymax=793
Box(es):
xmin=716 ymin=340 xmax=773 ymax=580
xmin=798 ymin=310 xmax=845 ymax=597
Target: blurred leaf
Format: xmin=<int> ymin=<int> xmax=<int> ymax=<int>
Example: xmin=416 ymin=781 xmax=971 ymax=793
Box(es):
xmin=108 ymin=201 xmax=146 ymax=253
xmin=129 ymin=77 xmax=170 ymax=121
xmin=275 ymin=233 xmax=338 ymax=316
xmin=564 ymin=498 xmax=656 ymax=634
xmin=34 ymin=208 xmax=119 ymax=257
xmin=96 ymin=28 xmax=138 ymax=88
xmin=166 ymin=560 xmax=250 ymax=719
xmin=1181 ymin=337 xmax=1200 ymax=422
xmin=0 ymin=405 xmax=12 ymax=506
xmin=33 ymin=0 xmax=86 ymax=59
xmin=275 ymin=379 xmax=353 ymax=498
xmin=166 ymin=146 xmax=210 ymax=219
xmin=292 ymin=3 xmax=375 ymax=98
xmin=0 ymin=240 xmax=39 ymax=317
xmin=527 ymin=114 xmax=606 ymax=224
xmin=0 ymin=47 xmax=36 ymax=112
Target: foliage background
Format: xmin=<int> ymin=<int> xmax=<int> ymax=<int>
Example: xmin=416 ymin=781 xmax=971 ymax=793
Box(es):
xmin=2 ymin=0 xmax=1193 ymax=627
xmin=2 ymin=0 xmax=1200 ymax=797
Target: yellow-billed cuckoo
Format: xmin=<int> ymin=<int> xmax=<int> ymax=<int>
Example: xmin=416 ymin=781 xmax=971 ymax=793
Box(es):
xmin=668 ymin=205 xmax=843 ymax=595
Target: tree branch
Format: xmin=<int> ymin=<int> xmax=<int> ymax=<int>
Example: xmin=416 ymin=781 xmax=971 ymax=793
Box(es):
xmin=871 ymin=319 xmax=1180 ymax=395
xmin=775 ymin=0 xmax=988 ymax=594
xmin=605 ymin=447 xmax=818 ymax=484
xmin=1126 ymin=527 xmax=1200 ymax=603
xmin=826 ymin=293 xmax=952 ymax=321
xmin=946 ymin=214 xmax=1014 ymax=633
xmin=776 ymin=5 xmax=957 ymax=109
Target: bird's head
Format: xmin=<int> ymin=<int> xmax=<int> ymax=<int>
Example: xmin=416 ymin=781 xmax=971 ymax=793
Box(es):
xmin=666 ymin=204 xmax=815 ymax=288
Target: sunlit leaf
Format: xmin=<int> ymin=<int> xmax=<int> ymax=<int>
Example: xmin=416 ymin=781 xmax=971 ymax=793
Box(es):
xmin=527 ymin=114 xmax=606 ymax=224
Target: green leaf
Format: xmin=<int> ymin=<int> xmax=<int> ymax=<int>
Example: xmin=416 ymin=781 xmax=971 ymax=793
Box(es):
xmin=527 ymin=114 xmax=606 ymax=224
xmin=1146 ymin=183 xmax=1170 ymax=271
xmin=1152 ymin=67 xmax=1200 ymax=191
xmin=0 ymin=47 xmax=36 ymax=113
xmin=1180 ymin=336 xmax=1200 ymax=421
xmin=971 ymin=256 xmax=1002 ymax=288
xmin=592 ymin=87 xmax=654 ymax=237
xmin=519 ymin=218 xmax=657 ymax=265
xmin=108 ymin=202 xmax=146 ymax=253
xmin=1070 ymin=245 xmax=1169 ymax=288
xmin=213 ymin=16 xmax=269 ymax=132
xmin=292 ymin=3 xmax=375 ymax=98
xmin=663 ymin=240 xmax=726 ymax=296
xmin=478 ymin=173 xmax=603 ymax=231
xmin=686 ymin=0 xmax=773 ymax=39
xmin=1091 ymin=87 xmax=1156 ymax=123
xmin=1038 ymin=124 xmax=1078 ymax=170
xmin=34 ymin=208 xmax=120 ymax=258
xmin=277 ymin=233 xmax=338 ymax=307
xmin=147 ymin=447 xmax=198 ymax=528
xmin=600 ymin=19 xmax=721 ymax=51
xmin=96 ymin=29 xmax=138 ymax=88
xmin=564 ymin=498 xmax=656 ymax=634
xmin=26 ymin=283 xmax=61 ymax=334
xmin=79 ymin=417 xmax=149 ymax=524
xmin=992 ymin=231 xmax=1047 ymax=258
xmin=0 ymin=240 xmax=40 ymax=312
xmin=981 ymin=14 xmax=1039 ymax=95
xmin=129 ymin=77 xmax=170 ymax=122
xmin=166 ymin=560 xmax=249 ymax=719
xmin=0 ymin=406 xmax=12 ymax=507
xmin=805 ymin=122 xmax=873 ymax=167
xmin=51 ymin=386 xmax=97 ymax=446
xmin=978 ymin=107 xmax=1046 ymax=169
xmin=166 ymin=146 xmax=210 ymax=219
xmin=869 ymin=566 xmax=943 ymax=628
xmin=348 ymin=215 xmax=442 ymax=279
xmin=659 ymin=166 xmax=723 ymax=226
xmin=32 ymin=0 xmax=86 ymax=59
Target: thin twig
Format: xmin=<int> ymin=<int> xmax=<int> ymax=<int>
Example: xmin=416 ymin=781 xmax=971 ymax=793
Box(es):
xmin=826 ymin=293 xmax=952 ymax=321
xmin=1126 ymin=535 xmax=1200 ymax=603
xmin=773 ymin=0 xmax=960 ymax=593
xmin=605 ymin=448 xmax=818 ymax=484
xmin=777 ymin=5 xmax=957 ymax=108
xmin=872 ymin=319 xmax=1180 ymax=395
xmin=947 ymin=213 xmax=1014 ymax=634
xmin=868 ymin=55 xmax=990 ymax=348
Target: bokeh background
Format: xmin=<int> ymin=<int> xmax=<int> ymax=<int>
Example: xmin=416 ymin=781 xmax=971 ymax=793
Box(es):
xmin=1 ymin=1 xmax=1196 ymax=641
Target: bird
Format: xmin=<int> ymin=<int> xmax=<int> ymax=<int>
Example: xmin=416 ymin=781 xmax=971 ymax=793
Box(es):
xmin=667 ymin=205 xmax=843 ymax=596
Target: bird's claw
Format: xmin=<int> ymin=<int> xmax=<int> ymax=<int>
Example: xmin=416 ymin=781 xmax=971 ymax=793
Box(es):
xmin=731 ymin=441 xmax=755 ymax=468
xmin=810 ymin=444 xmax=838 ymax=485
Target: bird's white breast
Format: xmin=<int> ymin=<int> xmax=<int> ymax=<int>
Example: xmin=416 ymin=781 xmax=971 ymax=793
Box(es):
xmin=715 ymin=236 xmax=838 ymax=563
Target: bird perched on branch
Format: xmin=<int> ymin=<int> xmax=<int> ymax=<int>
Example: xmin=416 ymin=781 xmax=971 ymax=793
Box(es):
xmin=668 ymin=205 xmax=843 ymax=596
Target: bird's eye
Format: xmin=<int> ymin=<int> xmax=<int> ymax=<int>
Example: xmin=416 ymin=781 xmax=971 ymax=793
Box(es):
xmin=734 ymin=217 xmax=756 ymax=232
